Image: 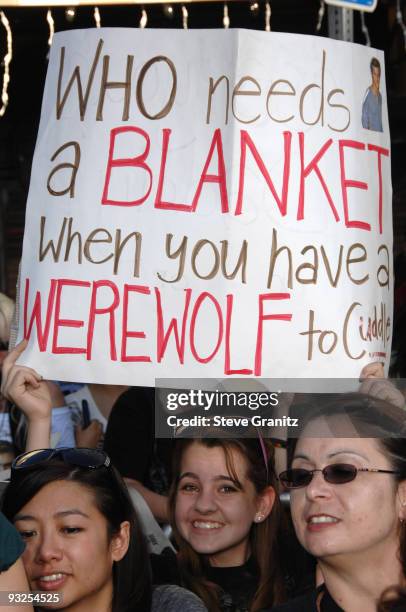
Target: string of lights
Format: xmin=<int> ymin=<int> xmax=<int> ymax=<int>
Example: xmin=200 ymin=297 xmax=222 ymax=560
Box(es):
xmin=0 ymin=0 xmax=399 ymax=119
xmin=316 ymin=0 xmax=325 ymax=33
xmin=265 ymin=0 xmax=270 ymax=31
xmin=0 ymin=10 xmax=12 ymax=117
xmin=46 ymin=8 xmax=55 ymax=46
xmin=181 ymin=4 xmax=188 ymax=28
xmin=140 ymin=7 xmax=147 ymax=26
xmin=223 ymin=2 xmax=230 ymax=28
xmin=94 ymin=5 xmax=101 ymax=26
xmin=360 ymin=11 xmax=371 ymax=46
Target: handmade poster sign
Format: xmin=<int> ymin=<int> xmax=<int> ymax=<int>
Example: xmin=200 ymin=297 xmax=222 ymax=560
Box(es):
xmin=17 ymin=28 xmax=392 ymax=384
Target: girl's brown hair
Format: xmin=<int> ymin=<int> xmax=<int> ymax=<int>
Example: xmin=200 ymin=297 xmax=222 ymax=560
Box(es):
xmin=168 ymin=437 xmax=285 ymax=611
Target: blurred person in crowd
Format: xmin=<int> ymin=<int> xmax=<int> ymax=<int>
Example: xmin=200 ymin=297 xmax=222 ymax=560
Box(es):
xmin=104 ymin=386 xmax=172 ymax=523
xmin=0 ymin=292 xmax=14 ymax=348
xmin=0 ymin=510 xmax=33 ymax=612
xmin=65 ymin=382 xmax=128 ymax=443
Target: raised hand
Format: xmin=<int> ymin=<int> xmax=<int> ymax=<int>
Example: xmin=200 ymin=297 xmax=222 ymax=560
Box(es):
xmin=1 ymin=340 xmax=52 ymax=422
xmin=75 ymin=420 xmax=103 ymax=449
xmin=359 ymin=362 xmax=405 ymax=409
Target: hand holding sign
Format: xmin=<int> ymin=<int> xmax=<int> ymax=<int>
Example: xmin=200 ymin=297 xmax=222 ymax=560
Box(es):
xmin=1 ymin=340 xmax=52 ymax=422
xmin=359 ymin=362 xmax=405 ymax=409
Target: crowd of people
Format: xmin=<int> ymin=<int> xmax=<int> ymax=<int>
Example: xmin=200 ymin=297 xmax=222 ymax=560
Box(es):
xmin=0 ymin=334 xmax=405 ymax=612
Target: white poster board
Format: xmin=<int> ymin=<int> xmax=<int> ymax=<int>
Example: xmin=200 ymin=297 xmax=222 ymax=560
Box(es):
xmin=17 ymin=29 xmax=392 ymax=385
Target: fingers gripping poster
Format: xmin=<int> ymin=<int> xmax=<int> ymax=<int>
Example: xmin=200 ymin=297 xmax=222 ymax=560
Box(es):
xmin=17 ymin=28 xmax=392 ymax=384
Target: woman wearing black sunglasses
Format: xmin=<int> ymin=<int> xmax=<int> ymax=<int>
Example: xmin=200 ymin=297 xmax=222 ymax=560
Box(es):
xmin=271 ymin=394 xmax=406 ymax=612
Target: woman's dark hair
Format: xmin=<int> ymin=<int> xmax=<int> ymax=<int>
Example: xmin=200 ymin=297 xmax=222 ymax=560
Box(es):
xmin=168 ymin=437 xmax=285 ymax=612
xmin=1 ymin=459 xmax=152 ymax=612
xmin=288 ymin=392 xmax=406 ymax=580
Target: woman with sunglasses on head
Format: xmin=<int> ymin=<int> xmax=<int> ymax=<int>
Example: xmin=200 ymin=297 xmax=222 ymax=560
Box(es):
xmin=2 ymin=447 xmax=209 ymax=612
xmin=270 ymin=393 xmax=406 ymax=612
xmin=1 ymin=447 xmax=152 ymax=612
xmin=1 ymin=345 xmax=209 ymax=612
xmin=164 ymin=435 xmax=293 ymax=612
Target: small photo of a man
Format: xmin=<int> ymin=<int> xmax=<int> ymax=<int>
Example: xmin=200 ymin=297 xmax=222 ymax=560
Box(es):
xmin=361 ymin=57 xmax=383 ymax=132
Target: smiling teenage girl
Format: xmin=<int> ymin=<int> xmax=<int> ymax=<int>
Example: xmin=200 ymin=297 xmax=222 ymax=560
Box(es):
xmin=168 ymin=437 xmax=285 ymax=611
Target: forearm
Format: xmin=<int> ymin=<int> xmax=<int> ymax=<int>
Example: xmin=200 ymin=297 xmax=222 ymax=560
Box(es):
xmin=127 ymin=480 xmax=169 ymax=523
xmin=25 ymin=416 xmax=51 ymax=451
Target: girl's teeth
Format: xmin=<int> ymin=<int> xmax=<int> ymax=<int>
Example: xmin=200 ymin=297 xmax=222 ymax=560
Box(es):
xmin=310 ymin=516 xmax=338 ymax=524
xmin=40 ymin=574 xmax=64 ymax=581
xmin=193 ymin=521 xmax=222 ymax=529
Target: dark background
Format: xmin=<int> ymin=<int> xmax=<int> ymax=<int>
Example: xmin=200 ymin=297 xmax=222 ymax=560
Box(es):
xmin=0 ymin=0 xmax=405 ymax=298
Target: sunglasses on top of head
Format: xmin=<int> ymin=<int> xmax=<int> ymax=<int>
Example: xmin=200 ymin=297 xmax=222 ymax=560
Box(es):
xmin=11 ymin=447 xmax=111 ymax=473
xmin=278 ymin=462 xmax=400 ymax=489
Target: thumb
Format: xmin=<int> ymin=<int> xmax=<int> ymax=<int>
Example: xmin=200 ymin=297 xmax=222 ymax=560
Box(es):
xmin=359 ymin=362 xmax=384 ymax=380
